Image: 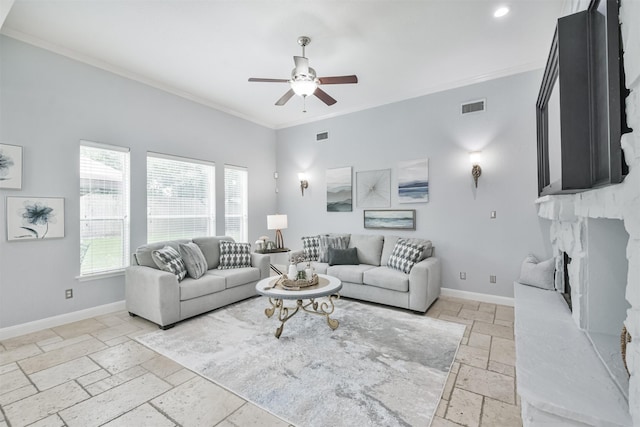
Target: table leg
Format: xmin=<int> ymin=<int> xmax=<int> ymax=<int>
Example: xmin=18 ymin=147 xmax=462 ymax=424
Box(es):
xmin=263 ymin=294 xmax=340 ymax=338
xmin=301 ymin=294 xmax=340 ymax=330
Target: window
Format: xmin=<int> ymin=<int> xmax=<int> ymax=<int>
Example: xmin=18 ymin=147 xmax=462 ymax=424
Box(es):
xmin=80 ymin=141 xmax=130 ymax=276
xmin=224 ymin=165 xmax=248 ymax=242
xmin=147 ymin=153 xmax=215 ymax=243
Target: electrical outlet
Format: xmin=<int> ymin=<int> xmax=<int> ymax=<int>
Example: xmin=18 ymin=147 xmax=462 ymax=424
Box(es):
xmin=490 ymin=211 xmax=497 ymax=219
xmin=490 ymin=275 xmax=497 ymax=283
xmin=460 ymin=272 xmax=466 ymax=280
xmin=65 ymin=289 xmax=73 ymax=299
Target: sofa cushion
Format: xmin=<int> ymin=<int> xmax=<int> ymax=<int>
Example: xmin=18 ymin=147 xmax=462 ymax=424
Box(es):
xmin=311 ymin=262 xmax=329 ymax=274
xmin=179 ymin=242 xmax=208 ymax=279
xmin=193 ymin=236 xmax=234 ymax=269
xmin=387 ymin=239 xmax=425 ymax=274
xmin=326 ymin=264 xmax=375 ymax=284
xmin=328 ymin=247 xmax=359 ymax=266
xmin=318 ymin=235 xmax=349 ymax=263
xmin=302 ymin=235 xmax=321 ymax=261
xmin=208 ymin=267 xmax=260 ymax=289
xmin=152 ymin=246 xmax=188 ymax=281
xmin=363 ymin=266 xmax=410 ymax=292
xmin=179 ymin=274 xmax=226 ymax=301
xmin=381 ymin=236 xmax=433 ymax=266
xmin=135 ymin=239 xmax=190 ymax=268
xmin=218 ymin=241 xmax=252 ymax=269
xmin=348 ymin=234 xmax=384 ymax=266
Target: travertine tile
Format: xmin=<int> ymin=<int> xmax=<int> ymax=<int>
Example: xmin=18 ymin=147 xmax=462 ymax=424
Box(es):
xmin=0 ymin=384 xmax=38 ymax=406
xmin=451 ymin=362 xmax=460 ymax=374
xmin=0 ymin=329 xmax=58 ymax=350
xmin=461 ymin=301 xmax=480 ymax=310
xmin=164 ymin=368 xmax=196 ymax=386
xmin=456 ymin=364 xmax=515 ymax=404
xmin=91 ymin=323 xmax=142 ymax=343
xmin=431 ymin=415 xmax=464 ymax=426
xmin=3 ymin=381 xmax=89 ymax=426
xmin=478 ymin=302 xmax=497 ymax=314
xmin=432 ymin=299 xmax=463 ymax=313
xmin=471 ymin=321 xmax=513 ymax=339
xmin=0 ymin=368 xmax=30 ymax=395
xmin=39 ymin=334 xmax=93 ymax=352
xmin=104 ymin=336 xmax=131 ymax=347
xmin=494 ymin=319 xmax=514 ymax=328
xmin=19 ymin=338 xmax=107 ymax=374
xmin=59 ymin=373 xmax=171 ymax=427
xmin=455 ymin=345 xmax=489 ymax=369
xmin=151 ymin=377 xmax=244 ymax=427
xmin=0 ymin=343 xmax=42 ymax=366
xmin=142 ymin=355 xmax=183 ymax=379
xmin=76 ymin=368 xmax=111 ymax=387
xmin=28 ymin=414 xmax=65 ymax=427
xmin=52 ymin=318 xmax=107 ymax=339
xmin=85 ymin=366 xmax=148 ymax=396
xmin=489 ymin=336 xmax=516 ymax=366
xmin=36 ymin=336 xmax=63 ymax=348
xmin=488 ymin=360 xmax=516 ymax=377
xmin=438 ymin=315 xmax=473 ymax=327
xmin=29 ymin=356 xmax=101 ymax=391
xmin=101 ymin=403 xmax=175 ymax=427
xmin=94 ymin=314 xmax=126 ymax=328
xmin=481 ymin=396 xmax=523 ymax=426
xmin=442 ymin=372 xmax=457 ymax=401
xmin=445 ymin=388 xmax=482 ymax=427
xmin=458 ymin=308 xmax=494 ymax=323
xmin=88 ymin=340 xmax=156 ymax=374
xmin=495 ymin=305 xmax=515 ymax=322
xmin=468 ymin=332 xmax=491 ymax=350
xmin=217 ymin=402 xmax=289 ymax=427
xmin=435 ymin=399 xmax=448 ymax=418
xmin=461 ymin=337 xmax=468 ymax=345
xmin=0 ymin=362 xmax=19 ymax=375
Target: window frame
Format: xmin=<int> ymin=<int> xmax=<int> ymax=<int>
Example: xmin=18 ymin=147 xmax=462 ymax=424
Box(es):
xmin=224 ymin=164 xmax=249 ymax=242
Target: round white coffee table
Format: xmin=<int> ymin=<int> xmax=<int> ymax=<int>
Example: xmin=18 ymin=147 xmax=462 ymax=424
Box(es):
xmin=255 ymin=274 xmax=342 ymax=338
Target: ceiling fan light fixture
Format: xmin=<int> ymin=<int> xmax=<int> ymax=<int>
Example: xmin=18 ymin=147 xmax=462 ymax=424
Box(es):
xmin=290 ymin=78 xmax=318 ymax=97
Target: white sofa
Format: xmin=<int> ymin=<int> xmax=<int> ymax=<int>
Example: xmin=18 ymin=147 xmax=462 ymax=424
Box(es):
xmin=290 ymin=234 xmax=441 ymax=312
xmin=125 ymin=236 xmax=269 ymax=329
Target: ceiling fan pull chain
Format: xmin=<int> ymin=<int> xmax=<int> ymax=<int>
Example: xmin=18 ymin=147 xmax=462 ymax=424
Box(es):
xmin=302 ymin=96 xmax=307 ymax=113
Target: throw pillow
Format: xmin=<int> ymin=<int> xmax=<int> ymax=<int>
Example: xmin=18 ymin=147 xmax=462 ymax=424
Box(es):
xmin=218 ymin=241 xmax=252 ymax=269
xmin=301 ymin=235 xmax=321 ymax=261
xmin=318 ymin=235 xmax=349 ymax=263
xmin=152 ymin=246 xmax=187 ymax=281
xmin=328 ymin=247 xmax=360 ymax=266
xmin=519 ymin=254 xmax=555 ymax=290
xmin=387 ymin=239 xmax=425 ymax=274
xmin=179 ymin=242 xmax=208 ymax=279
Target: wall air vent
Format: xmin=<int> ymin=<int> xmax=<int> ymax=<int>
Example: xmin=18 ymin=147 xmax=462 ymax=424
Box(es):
xmin=316 ymin=131 xmax=329 ymax=142
xmin=461 ymin=99 xmax=486 ymax=115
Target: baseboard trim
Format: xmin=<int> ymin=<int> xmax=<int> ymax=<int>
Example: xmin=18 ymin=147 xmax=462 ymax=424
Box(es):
xmin=0 ymin=300 xmax=126 ymax=341
xmin=440 ymin=288 xmax=514 ymax=307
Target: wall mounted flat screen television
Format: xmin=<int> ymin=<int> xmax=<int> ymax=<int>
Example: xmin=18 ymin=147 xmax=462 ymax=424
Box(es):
xmin=536 ymin=0 xmax=630 ymax=196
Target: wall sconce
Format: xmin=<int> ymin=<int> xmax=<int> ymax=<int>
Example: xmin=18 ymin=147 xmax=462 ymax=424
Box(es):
xmin=298 ymin=172 xmax=309 ymax=196
xmin=469 ymin=152 xmax=482 ymax=188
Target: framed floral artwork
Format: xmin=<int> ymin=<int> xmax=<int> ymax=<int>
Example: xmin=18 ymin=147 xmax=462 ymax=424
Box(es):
xmin=0 ymin=144 xmax=23 ymax=190
xmin=6 ymin=197 xmax=65 ymax=241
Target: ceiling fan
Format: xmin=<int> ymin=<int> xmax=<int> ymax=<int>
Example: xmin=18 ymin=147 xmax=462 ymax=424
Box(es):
xmin=248 ymin=36 xmax=358 ymax=111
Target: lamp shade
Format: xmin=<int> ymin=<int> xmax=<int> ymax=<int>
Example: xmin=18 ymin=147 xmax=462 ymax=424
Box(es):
xmin=469 ymin=151 xmax=482 ymax=166
xmin=267 ymin=214 xmax=288 ymax=230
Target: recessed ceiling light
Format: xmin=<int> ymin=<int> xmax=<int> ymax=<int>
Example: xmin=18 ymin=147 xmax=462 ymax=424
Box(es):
xmin=494 ymin=6 xmax=510 ymax=18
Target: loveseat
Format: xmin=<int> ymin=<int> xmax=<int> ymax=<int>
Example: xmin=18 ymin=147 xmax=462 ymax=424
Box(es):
xmin=290 ymin=234 xmax=440 ymax=312
xmin=125 ymin=236 xmax=269 ymax=329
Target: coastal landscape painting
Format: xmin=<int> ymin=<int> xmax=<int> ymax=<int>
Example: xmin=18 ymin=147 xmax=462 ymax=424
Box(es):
xmin=364 ymin=210 xmax=416 ymax=230
xmin=398 ymin=159 xmax=429 ymax=203
xmin=326 ymin=167 xmax=352 ymax=212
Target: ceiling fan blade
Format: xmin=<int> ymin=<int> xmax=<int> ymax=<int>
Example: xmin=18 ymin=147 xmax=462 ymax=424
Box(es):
xmin=248 ymin=78 xmax=289 ymax=83
xmin=294 ymin=56 xmax=309 ymax=74
xmin=318 ymin=75 xmax=358 ymax=85
xmin=275 ymin=89 xmax=295 ymax=106
xmin=314 ymin=87 xmax=337 ymax=106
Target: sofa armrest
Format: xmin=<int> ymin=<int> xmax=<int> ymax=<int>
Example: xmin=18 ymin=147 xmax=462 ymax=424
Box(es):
xmin=125 ymin=266 xmax=180 ymax=327
xmin=408 ymin=257 xmax=441 ymax=312
xmin=251 ymin=253 xmax=270 ymax=279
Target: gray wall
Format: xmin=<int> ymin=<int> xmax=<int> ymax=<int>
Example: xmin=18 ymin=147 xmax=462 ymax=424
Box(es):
xmin=275 ymin=70 xmax=552 ymax=298
xmin=0 ymin=36 xmax=276 ymax=328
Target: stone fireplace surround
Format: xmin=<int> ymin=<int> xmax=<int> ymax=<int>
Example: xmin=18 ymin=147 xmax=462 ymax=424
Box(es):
xmin=515 ymin=1 xmax=640 ymax=424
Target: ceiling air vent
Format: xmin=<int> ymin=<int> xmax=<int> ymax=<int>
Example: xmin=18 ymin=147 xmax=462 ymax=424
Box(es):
xmin=316 ymin=131 xmax=329 ymax=142
xmin=461 ymin=99 xmax=486 ymax=115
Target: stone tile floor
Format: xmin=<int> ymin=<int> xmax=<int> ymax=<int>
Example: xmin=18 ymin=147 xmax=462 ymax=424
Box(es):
xmin=0 ymin=296 xmax=520 ymax=426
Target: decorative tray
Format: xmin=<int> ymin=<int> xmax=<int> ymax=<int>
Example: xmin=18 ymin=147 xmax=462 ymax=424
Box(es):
xmin=276 ymin=274 xmax=319 ymax=290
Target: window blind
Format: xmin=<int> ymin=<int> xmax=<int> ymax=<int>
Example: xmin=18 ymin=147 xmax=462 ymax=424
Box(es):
xmin=80 ymin=142 xmax=130 ymax=276
xmin=224 ymin=165 xmax=248 ymax=242
xmin=147 ymin=153 xmax=215 ymax=243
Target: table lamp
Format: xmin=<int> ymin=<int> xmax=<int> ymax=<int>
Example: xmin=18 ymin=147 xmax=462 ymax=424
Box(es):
xmin=267 ymin=214 xmax=288 ymax=249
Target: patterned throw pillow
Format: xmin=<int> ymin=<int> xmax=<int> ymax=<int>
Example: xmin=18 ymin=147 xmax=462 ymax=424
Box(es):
xmin=152 ymin=246 xmax=188 ymax=281
xmin=318 ymin=235 xmax=349 ymax=263
xmin=387 ymin=239 xmax=425 ymax=274
xmin=301 ymin=235 xmax=321 ymax=261
xmin=218 ymin=241 xmax=252 ymax=269
xmin=179 ymin=242 xmax=208 ymax=279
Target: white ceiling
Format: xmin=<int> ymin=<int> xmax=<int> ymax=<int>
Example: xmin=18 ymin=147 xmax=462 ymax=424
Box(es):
xmin=1 ymin=0 xmax=566 ymax=129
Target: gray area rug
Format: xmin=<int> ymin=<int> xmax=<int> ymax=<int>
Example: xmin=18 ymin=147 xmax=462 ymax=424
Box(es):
xmin=136 ymin=297 xmax=465 ymax=426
